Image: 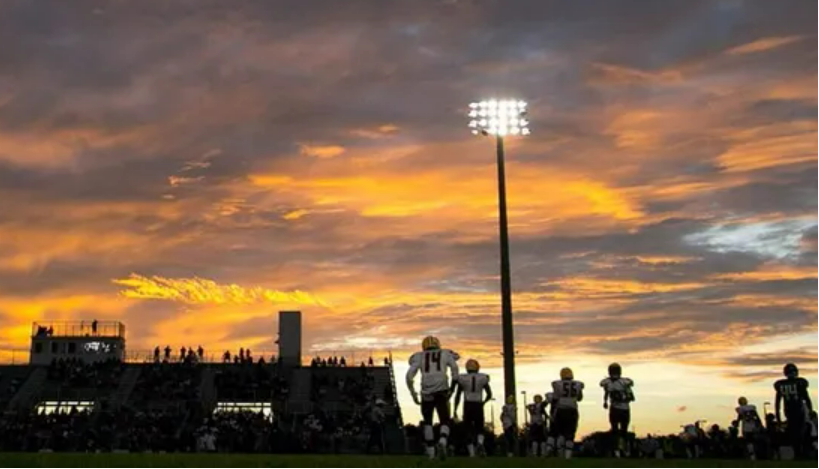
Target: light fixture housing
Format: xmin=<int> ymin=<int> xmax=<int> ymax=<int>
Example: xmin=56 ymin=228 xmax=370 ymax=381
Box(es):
xmin=468 ymin=99 xmax=529 ymax=137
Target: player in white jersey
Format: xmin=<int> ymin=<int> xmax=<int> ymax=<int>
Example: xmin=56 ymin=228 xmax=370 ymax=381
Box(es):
xmin=500 ymin=395 xmax=518 ymax=457
xmin=735 ymin=396 xmax=763 ymax=460
xmin=546 ymin=367 xmax=584 ymax=459
xmin=406 ymin=335 xmax=459 ymax=459
xmin=600 ymin=363 xmax=635 ymax=457
xmin=451 ymin=359 xmax=492 ymax=457
xmin=526 ymin=394 xmax=548 ymax=456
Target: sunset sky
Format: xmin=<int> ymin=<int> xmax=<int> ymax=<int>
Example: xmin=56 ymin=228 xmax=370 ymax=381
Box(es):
xmin=0 ymin=1 xmax=816 ymax=435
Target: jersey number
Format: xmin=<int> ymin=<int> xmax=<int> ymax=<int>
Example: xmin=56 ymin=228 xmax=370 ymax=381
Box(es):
xmin=781 ymin=384 xmax=798 ymax=399
xmin=424 ymin=351 xmax=441 ymax=372
xmin=562 ymin=382 xmax=578 ymax=397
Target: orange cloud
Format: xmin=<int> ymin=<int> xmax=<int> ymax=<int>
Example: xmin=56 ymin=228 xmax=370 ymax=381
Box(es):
xmin=299 ymin=144 xmax=346 ymax=159
xmin=725 ymin=36 xmax=804 ymax=55
xmin=112 ymin=274 xmax=330 ymax=307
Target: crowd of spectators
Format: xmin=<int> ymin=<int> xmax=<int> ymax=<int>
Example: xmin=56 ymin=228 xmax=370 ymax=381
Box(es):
xmin=214 ymin=362 xmax=288 ymax=401
xmin=46 ymin=357 xmax=123 ymax=390
xmin=310 ymin=356 xmax=391 ymax=368
xmin=130 ymin=362 xmax=201 ymax=407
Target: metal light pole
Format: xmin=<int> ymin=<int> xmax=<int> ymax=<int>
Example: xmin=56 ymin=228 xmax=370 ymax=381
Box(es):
xmin=468 ymin=99 xmax=529 ymax=402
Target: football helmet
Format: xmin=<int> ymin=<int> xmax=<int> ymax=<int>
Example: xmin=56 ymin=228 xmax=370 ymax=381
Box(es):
xmin=560 ymin=367 xmax=574 ymax=380
xmin=608 ymin=362 xmax=622 ymax=378
xmin=738 ymin=396 xmax=748 ymax=406
xmin=422 ymin=336 xmax=441 ymax=350
xmin=465 ymin=358 xmax=480 ymax=373
xmin=783 ymin=363 xmax=798 ymax=378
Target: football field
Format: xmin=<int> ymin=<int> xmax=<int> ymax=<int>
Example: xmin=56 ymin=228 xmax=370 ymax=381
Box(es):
xmin=0 ymin=453 xmax=814 ymax=468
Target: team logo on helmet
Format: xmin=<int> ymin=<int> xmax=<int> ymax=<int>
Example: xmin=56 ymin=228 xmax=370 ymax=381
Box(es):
xmin=466 ymin=359 xmax=480 ymax=373
xmin=783 ymin=363 xmax=798 ymax=378
xmin=422 ymin=336 xmax=441 ymax=350
xmin=608 ymin=362 xmax=622 ymax=378
xmin=560 ymin=367 xmax=574 ymax=380
xmin=738 ymin=396 xmax=748 ymax=406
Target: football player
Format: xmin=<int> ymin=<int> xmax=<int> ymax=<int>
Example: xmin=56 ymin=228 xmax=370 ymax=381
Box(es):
xmin=547 ymin=367 xmax=584 ymax=459
xmin=735 ymin=396 xmax=763 ymax=460
xmin=600 ymin=362 xmax=635 ymax=457
xmin=526 ymin=394 xmax=548 ymax=456
xmin=451 ymin=358 xmax=492 ymax=457
xmin=774 ymin=363 xmax=813 ymax=458
xmin=500 ymin=395 xmax=518 ymax=457
xmin=406 ymin=335 xmax=460 ymax=459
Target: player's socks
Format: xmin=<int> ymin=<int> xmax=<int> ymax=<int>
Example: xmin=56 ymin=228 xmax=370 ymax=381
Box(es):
xmin=530 ymin=442 xmax=538 ymax=456
xmin=467 ymin=444 xmax=475 ymax=457
xmin=423 ymin=425 xmax=434 ymax=459
xmin=747 ymin=443 xmax=756 ymax=460
xmin=564 ymin=440 xmax=574 ymax=459
xmin=545 ymin=437 xmax=555 ymax=456
xmin=539 ymin=442 xmax=547 ymax=457
xmin=477 ymin=433 xmax=485 ymax=446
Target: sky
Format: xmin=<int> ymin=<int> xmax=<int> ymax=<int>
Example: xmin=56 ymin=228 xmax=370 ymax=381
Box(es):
xmin=0 ymin=0 xmax=816 ymax=435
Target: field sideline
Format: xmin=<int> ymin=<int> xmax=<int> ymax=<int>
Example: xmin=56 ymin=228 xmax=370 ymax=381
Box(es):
xmin=0 ymin=454 xmax=814 ymax=468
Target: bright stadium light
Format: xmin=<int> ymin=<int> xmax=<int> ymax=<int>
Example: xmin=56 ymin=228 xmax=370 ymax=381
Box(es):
xmin=468 ymin=99 xmax=529 ymax=137
xmin=465 ymin=98 xmax=530 ymax=403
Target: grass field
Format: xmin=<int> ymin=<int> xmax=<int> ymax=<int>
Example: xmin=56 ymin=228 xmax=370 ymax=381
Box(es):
xmin=0 ymin=454 xmax=814 ymax=468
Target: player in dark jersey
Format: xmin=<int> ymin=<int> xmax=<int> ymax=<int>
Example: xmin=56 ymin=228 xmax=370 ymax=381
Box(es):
xmin=774 ymin=363 xmax=813 ymax=458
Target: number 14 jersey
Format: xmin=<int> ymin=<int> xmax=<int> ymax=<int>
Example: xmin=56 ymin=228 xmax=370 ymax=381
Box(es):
xmin=407 ymin=349 xmax=460 ymax=395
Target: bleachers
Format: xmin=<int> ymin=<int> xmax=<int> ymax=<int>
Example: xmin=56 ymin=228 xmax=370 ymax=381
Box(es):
xmin=0 ymin=358 xmax=406 ymax=454
xmin=0 ymin=365 xmax=31 ymax=412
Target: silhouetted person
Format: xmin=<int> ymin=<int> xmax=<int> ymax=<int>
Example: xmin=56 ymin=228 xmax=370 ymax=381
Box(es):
xmin=246 ymin=349 xmax=252 ymax=363
xmin=223 ymin=350 xmax=231 ymax=363
xmin=368 ymin=357 xmax=374 ymax=367
xmin=91 ymin=320 xmax=98 ymax=335
xmin=340 ymin=357 xmax=347 ymax=367
xmin=153 ymin=347 xmax=160 ymax=363
xmin=180 ymin=346 xmax=187 ymax=361
xmin=239 ymin=348 xmax=245 ymax=363
xmin=164 ymin=345 xmax=171 ymax=361
xmin=197 ymin=346 xmax=204 ymax=361
xmin=47 ymin=326 xmax=53 ymax=336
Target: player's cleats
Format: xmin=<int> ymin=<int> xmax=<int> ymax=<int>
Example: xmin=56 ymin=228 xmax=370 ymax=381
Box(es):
xmin=465 ymin=358 xmax=479 ymax=372
xmin=560 ymin=367 xmax=574 ymax=380
xmin=422 ymin=336 xmax=440 ymax=350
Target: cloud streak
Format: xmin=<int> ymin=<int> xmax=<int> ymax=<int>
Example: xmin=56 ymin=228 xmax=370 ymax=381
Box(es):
xmin=112 ymin=274 xmax=329 ymax=307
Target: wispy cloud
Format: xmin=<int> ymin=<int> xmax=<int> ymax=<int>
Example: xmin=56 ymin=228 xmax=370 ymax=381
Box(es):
xmin=725 ymin=36 xmax=804 ymax=55
xmin=112 ymin=274 xmax=329 ymax=307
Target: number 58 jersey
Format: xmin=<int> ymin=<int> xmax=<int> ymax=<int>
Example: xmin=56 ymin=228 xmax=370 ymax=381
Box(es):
xmin=551 ymin=379 xmax=584 ymax=409
xmin=407 ymin=349 xmax=460 ymax=395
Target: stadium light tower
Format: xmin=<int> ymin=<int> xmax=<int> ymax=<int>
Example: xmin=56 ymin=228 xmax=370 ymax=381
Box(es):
xmin=467 ymin=99 xmax=529 ymax=401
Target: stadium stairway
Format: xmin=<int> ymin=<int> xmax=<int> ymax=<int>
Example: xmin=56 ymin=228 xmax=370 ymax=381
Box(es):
xmin=287 ymin=368 xmax=313 ymax=414
xmin=8 ymin=366 xmax=46 ymax=411
xmin=110 ymin=366 xmax=141 ymax=409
